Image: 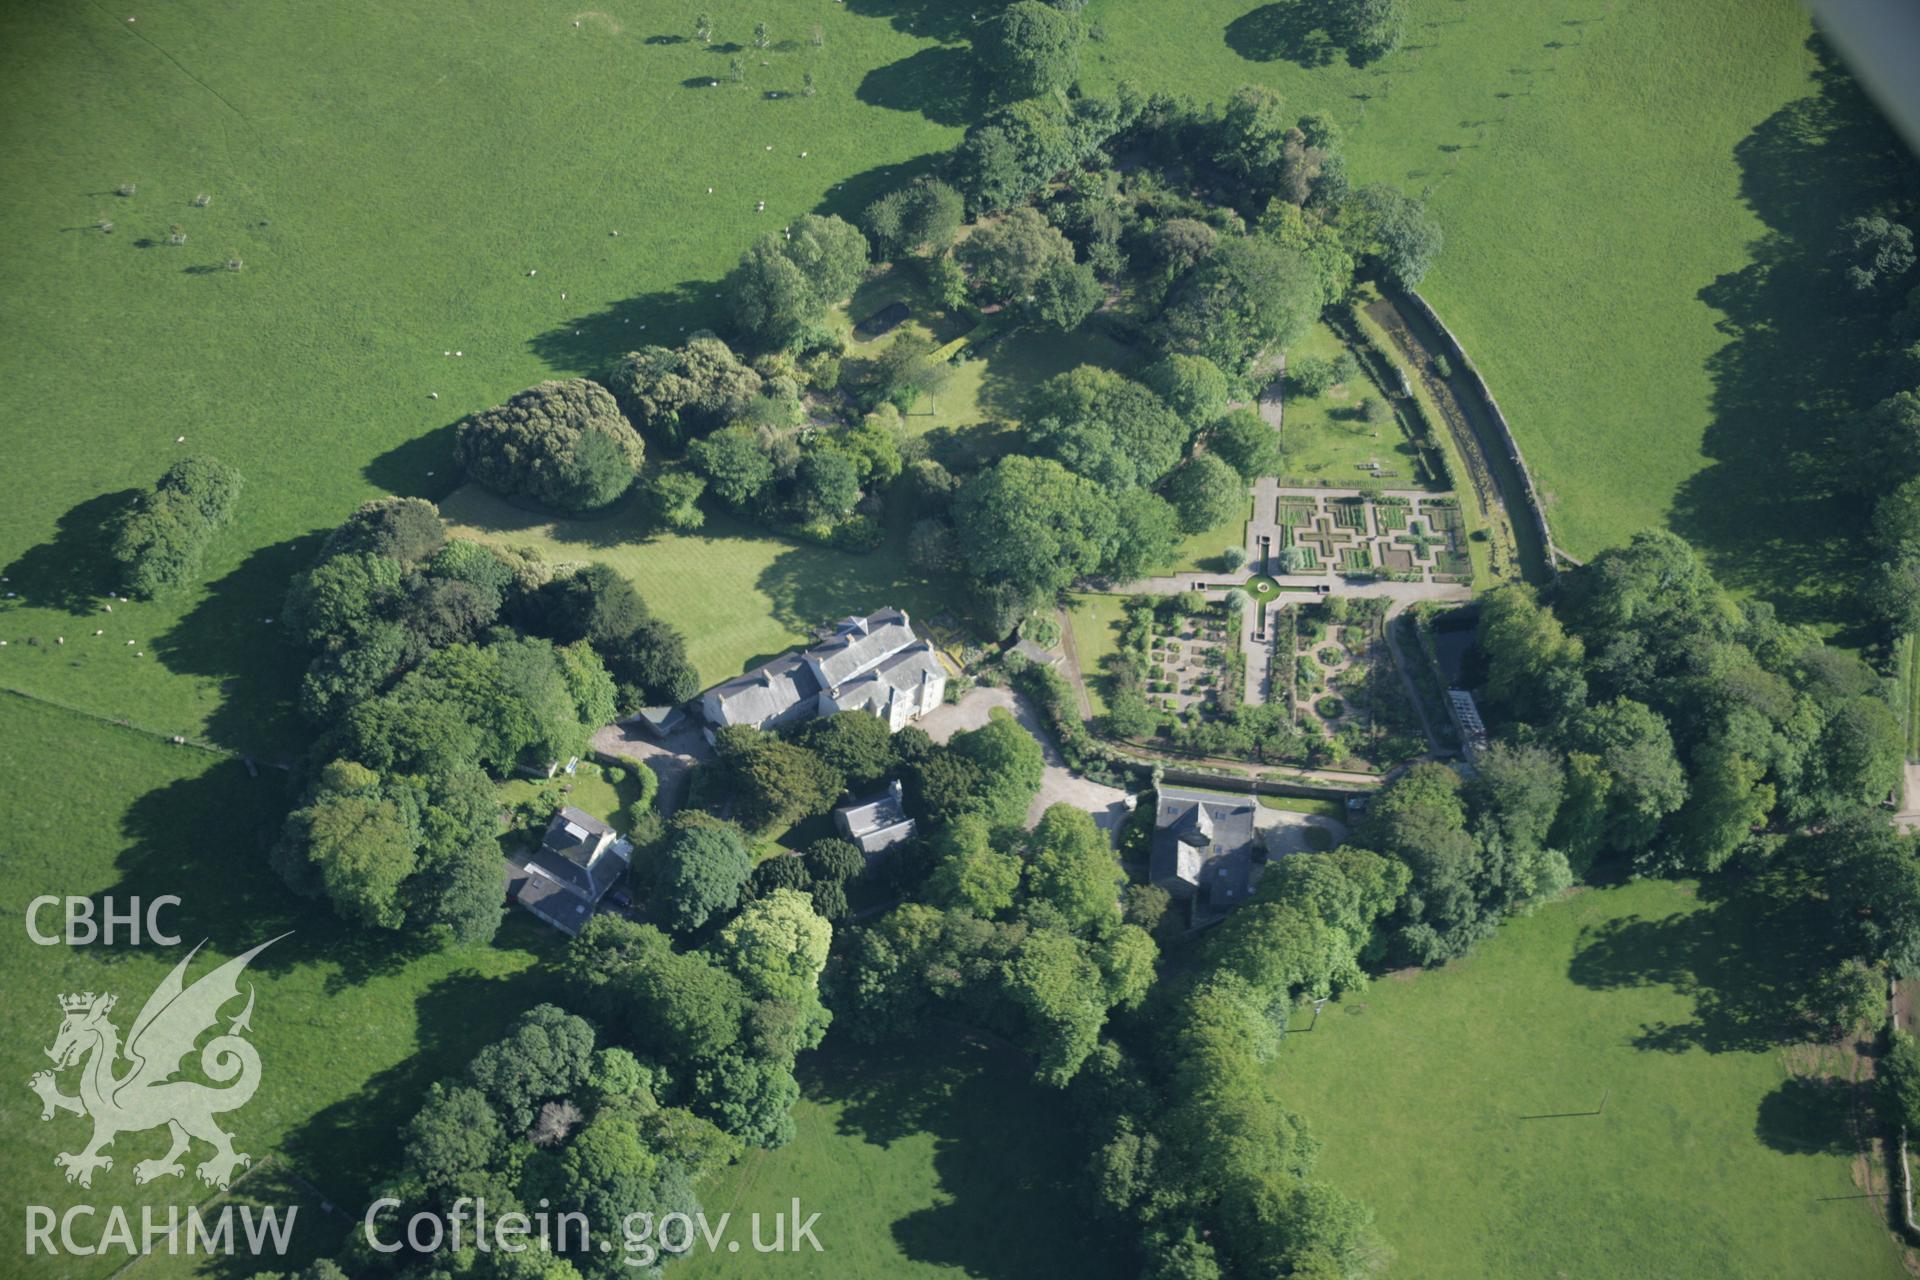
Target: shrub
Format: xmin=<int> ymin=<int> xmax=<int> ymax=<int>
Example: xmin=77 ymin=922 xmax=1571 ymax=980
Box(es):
xmin=455 ymin=379 xmax=644 ymax=514
xmin=1288 ymin=355 xmax=1338 ymax=397
xmin=112 ymin=457 xmax=245 ymax=598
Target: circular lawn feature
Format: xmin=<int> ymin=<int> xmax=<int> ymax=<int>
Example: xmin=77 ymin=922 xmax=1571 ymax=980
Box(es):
xmin=1316 ymin=696 xmax=1345 ymax=718
xmin=1243 ymin=574 xmax=1281 ymax=598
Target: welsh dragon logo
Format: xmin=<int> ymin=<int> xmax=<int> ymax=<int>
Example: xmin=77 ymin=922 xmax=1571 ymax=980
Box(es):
xmin=29 ymin=936 xmax=284 ymax=1190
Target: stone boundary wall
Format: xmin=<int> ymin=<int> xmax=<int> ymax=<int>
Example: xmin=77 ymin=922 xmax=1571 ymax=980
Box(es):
xmin=1399 ymin=289 xmax=1564 ymax=570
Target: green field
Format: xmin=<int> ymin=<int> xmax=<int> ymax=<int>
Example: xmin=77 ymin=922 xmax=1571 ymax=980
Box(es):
xmin=440 ymin=484 xmax=945 ymax=688
xmin=0 ymin=0 xmax=963 ymax=753
xmin=0 ymin=692 xmax=565 ymax=1274
xmin=1083 ymin=0 xmax=1901 ymax=624
xmin=678 ymin=1035 xmax=1125 ymax=1279
xmin=1277 ymin=877 xmax=1905 ymax=1278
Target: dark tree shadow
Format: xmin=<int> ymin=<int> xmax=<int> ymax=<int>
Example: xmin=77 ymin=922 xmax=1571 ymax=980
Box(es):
xmin=153 ymin=536 xmax=318 ymax=761
xmin=645 ymin=34 xmax=687 ymax=46
xmin=363 ymin=421 xmax=463 ymax=503
xmin=809 ymin=152 xmax=949 ymax=225
xmin=1226 ymin=1 xmax=1341 ymax=68
xmin=281 ymin=945 xmax=563 ymax=1205
xmin=0 ymin=488 xmax=140 ymax=612
xmin=802 ymin=1033 xmax=1121 ymax=1275
xmin=857 ymin=46 xmax=982 ymax=127
xmin=1567 ymin=871 xmax=1842 ymax=1055
xmin=1754 ymin=1075 xmax=1860 ymax=1156
xmin=1669 ymin=34 xmax=1920 ymax=638
xmin=843 ymin=0 xmax=1001 ymax=45
xmin=525 ymin=279 xmax=725 ymax=377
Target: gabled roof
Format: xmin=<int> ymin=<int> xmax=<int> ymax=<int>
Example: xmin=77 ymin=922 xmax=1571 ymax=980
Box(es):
xmin=835 ymin=779 xmax=917 ymax=854
xmin=705 ymin=651 xmax=822 ymax=727
xmin=810 ymin=608 xmax=914 ymax=688
xmin=825 ymin=640 xmax=943 ymax=715
xmin=517 ymin=865 xmax=597 ymax=936
xmin=1149 ymin=787 xmax=1257 ymax=893
xmin=535 ymin=807 xmax=624 ymax=897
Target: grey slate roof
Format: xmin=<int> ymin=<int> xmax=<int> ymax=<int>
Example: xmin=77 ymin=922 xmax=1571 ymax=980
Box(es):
xmin=811 ymin=608 xmax=914 ymax=688
xmin=532 ymin=806 xmax=626 ymax=900
xmin=517 ymin=865 xmax=597 ymax=935
xmin=1150 ymin=787 xmax=1258 ymax=907
xmin=834 ymin=779 xmax=917 ymax=854
xmin=827 ymin=640 xmax=943 ymax=715
xmin=706 ymin=651 xmax=822 ymax=728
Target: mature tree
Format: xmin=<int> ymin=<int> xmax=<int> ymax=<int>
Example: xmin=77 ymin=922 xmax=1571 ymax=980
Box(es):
xmin=403 ymin=1084 xmax=503 ymax=1189
xmin=1158 ymin=236 xmax=1320 ymax=373
xmin=455 ymin=379 xmax=644 ymax=513
xmin=862 ymin=179 xmax=966 ymax=259
xmin=1165 ymin=453 xmax=1246 ymax=533
xmin=1206 ymin=408 xmax=1284 ymax=480
xmin=791 ymin=448 xmax=862 ymax=524
xmin=1032 ymin=258 xmax=1104 ymax=330
xmin=1027 ymin=366 xmax=1189 ymax=491
xmin=640 ymin=468 xmax=708 ymax=531
xmin=714 ymin=725 xmax=842 ymax=833
xmin=280 ymin=784 xmax=418 ymax=930
xmin=320 ymin=495 xmax=448 ymax=565
xmin=797 ymin=711 xmax=896 ymax=789
xmin=1475 ymin=584 xmax=1587 ymax=724
xmin=468 ymin=1004 xmax=597 ymax=1132
xmin=605 ymin=617 xmax=702 ymax=710
xmin=112 ymin=457 xmax=245 ymax=599
xmin=606 ymin=337 xmax=763 ymax=449
xmin=1336 ymin=0 xmax=1408 ymax=64
xmin=717 ymin=888 xmax=833 ymax=1021
xmin=958 ymin=206 xmax=1079 ymax=307
xmin=656 ymin=822 xmax=755 ymax=935
xmin=978 ymin=0 xmax=1081 ymax=100
xmin=727 ymin=215 xmax=869 ymax=350
xmin=1142 ymin=355 xmax=1231 ymax=429
xmin=954 ymin=455 xmax=1119 ymax=602
xmin=688 ymin=425 xmax=775 ymax=509
xmin=1148 ymin=219 xmax=1219 ymax=278
xmin=1023 ymin=804 xmax=1121 ymax=931
xmin=1349 ymin=184 xmax=1442 ymax=288
xmin=1842 ymin=215 xmax=1916 ymax=293
xmin=1816 ymin=818 xmax=1920 ymax=975
xmin=1883 ymin=1030 xmax=1920 ymax=1132
xmin=1003 ymin=927 xmax=1110 ymax=1085
xmin=924 ymin=816 xmax=1024 ymax=916
xmin=1108 ymin=489 xmax=1183 ymax=582
xmin=943 ymin=709 xmax=1046 ymax=827
xmin=1564 ymin=698 xmax=1687 ymax=860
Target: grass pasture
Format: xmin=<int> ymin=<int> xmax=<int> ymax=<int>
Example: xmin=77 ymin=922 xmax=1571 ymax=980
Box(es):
xmin=0 ymin=692 xmax=565 ymax=1276
xmin=678 ymin=1035 xmax=1126 ymax=1280
xmin=1083 ymin=0 xmax=1912 ymax=626
xmin=0 ymin=0 xmax=964 ymax=752
xmin=1276 ymin=877 xmax=1906 ymax=1278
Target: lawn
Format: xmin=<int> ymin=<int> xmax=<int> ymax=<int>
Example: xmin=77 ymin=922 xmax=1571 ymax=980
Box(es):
xmin=439 ymin=484 xmax=944 ymax=688
xmin=0 ymin=692 xmax=566 ymax=1275
xmin=677 ymin=1034 xmax=1125 ymax=1280
xmin=0 ymin=0 xmax=964 ymax=754
xmin=1064 ymin=591 xmax=1135 ymax=716
xmin=1275 ymin=877 xmax=1907 ymax=1278
xmin=1083 ymin=0 xmax=1904 ymax=627
xmin=1276 ymin=321 xmax=1433 ymax=491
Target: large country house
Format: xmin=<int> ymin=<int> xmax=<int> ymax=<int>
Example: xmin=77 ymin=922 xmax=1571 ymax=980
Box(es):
xmin=700 ymin=607 xmax=946 ymax=736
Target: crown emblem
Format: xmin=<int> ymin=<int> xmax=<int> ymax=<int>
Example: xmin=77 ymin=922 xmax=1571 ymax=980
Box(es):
xmin=60 ymin=992 xmax=101 ymax=1012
